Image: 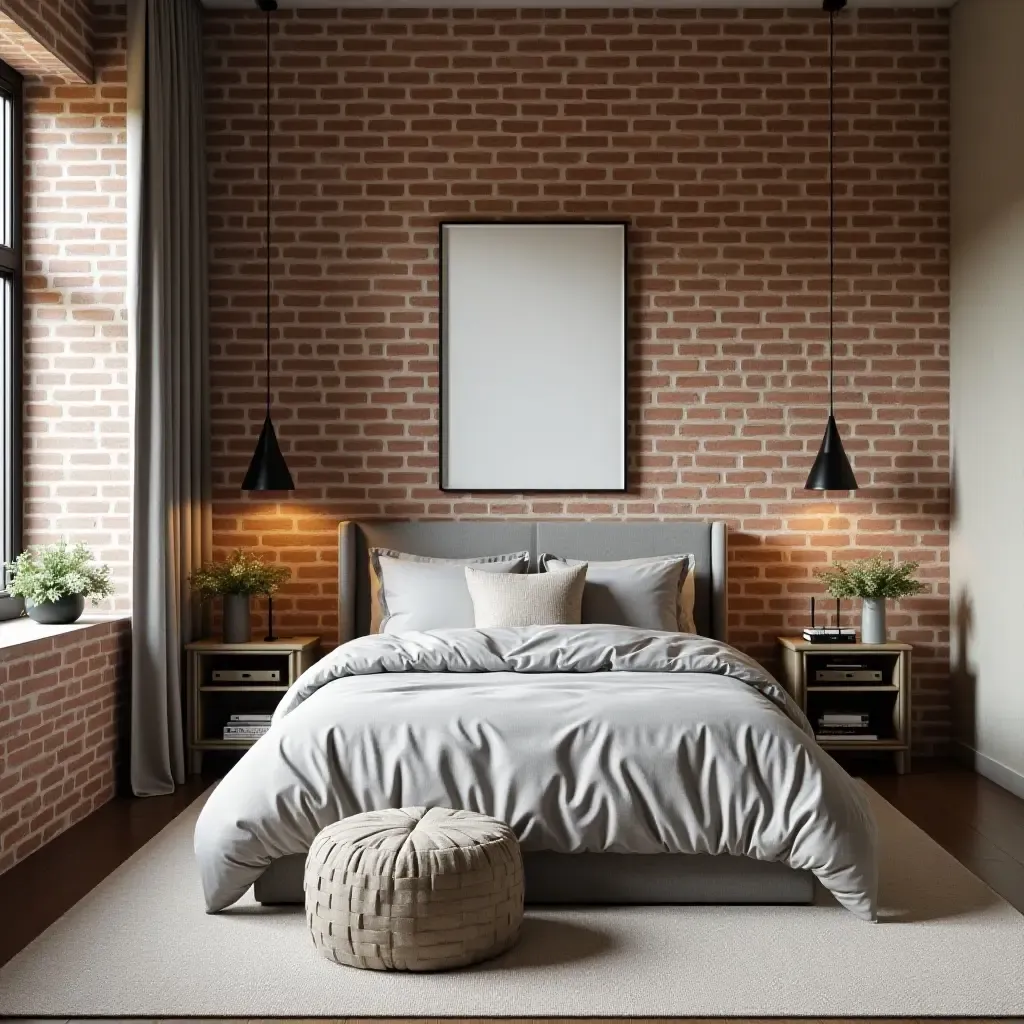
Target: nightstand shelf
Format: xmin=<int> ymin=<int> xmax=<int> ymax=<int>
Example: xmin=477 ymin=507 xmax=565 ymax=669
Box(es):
xmin=777 ymin=636 xmax=912 ymax=774
xmin=186 ymin=636 xmax=319 ymax=772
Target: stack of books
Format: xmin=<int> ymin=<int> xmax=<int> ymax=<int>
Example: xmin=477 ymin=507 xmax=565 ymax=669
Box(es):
xmin=223 ymin=713 xmax=272 ymax=741
xmin=815 ymin=712 xmax=877 ymax=741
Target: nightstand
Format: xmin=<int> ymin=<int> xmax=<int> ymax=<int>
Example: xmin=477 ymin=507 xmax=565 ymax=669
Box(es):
xmin=777 ymin=637 xmax=912 ymax=774
xmin=186 ymin=636 xmax=319 ymax=773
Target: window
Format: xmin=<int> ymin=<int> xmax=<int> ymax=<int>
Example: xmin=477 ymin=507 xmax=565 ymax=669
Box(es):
xmin=0 ymin=59 xmax=21 ymax=589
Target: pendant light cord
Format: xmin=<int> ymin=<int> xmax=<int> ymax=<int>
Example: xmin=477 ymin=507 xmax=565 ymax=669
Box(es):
xmin=265 ymin=4 xmax=272 ymax=416
xmin=828 ymin=7 xmax=836 ymax=417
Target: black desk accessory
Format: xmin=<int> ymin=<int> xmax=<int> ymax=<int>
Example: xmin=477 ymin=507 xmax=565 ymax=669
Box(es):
xmin=802 ymin=596 xmax=857 ymax=644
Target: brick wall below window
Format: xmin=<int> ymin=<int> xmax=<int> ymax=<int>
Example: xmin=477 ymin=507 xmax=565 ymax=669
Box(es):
xmin=0 ymin=618 xmax=129 ymax=876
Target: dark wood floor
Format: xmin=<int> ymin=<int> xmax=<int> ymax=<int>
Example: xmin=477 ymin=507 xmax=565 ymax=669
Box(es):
xmin=1 ymin=761 xmax=1023 ymax=980
xmin=0 ymin=774 xmax=209 ymax=971
xmin=865 ymin=764 xmax=1024 ymax=915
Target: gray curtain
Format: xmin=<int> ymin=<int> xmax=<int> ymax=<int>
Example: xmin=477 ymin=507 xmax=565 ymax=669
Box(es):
xmin=127 ymin=0 xmax=211 ymax=796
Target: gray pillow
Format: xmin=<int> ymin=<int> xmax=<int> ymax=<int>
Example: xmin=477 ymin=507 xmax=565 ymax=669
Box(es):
xmin=465 ymin=563 xmax=587 ymax=628
xmin=540 ymin=553 xmax=695 ymax=633
xmin=370 ymin=548 xmax=529 ymax=634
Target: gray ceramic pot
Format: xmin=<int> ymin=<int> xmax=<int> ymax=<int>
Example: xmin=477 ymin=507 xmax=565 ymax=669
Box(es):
xmin=860 ymin=597 xmax=887 ymax=645
xmin=0 ymin=594 xmax=24 ymax=622
xmin=223 ymin=593 xmax=251 ymax=644
xmin=25 ymin=594 xmax=85 ymax=625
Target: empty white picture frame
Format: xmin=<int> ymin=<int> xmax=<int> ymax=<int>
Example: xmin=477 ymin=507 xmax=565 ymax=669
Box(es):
xmin=440 ymin=221 xmax=627 ymax=492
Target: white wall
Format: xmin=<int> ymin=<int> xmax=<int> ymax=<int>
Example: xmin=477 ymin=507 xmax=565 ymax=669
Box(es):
xmin=951 ymin=0 xmax=1024 ymax=796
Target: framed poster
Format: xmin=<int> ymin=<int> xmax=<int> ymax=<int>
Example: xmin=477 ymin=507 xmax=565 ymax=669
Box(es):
xmin=439 ymin=221 xmax=627 ymax=493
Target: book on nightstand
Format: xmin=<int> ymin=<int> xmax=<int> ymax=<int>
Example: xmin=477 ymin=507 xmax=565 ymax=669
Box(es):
xmin=223 ymin=713 xmax=272 ymax=740
xmin=815 ymin=712 xmax=877 ymax=741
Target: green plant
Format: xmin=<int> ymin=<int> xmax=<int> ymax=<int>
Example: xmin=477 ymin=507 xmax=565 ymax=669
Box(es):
xmin=189 ymin=550 xmax=290 ymax=598
xmin=5 ymin=541 xmax=114 ymax=604
xmin=815 ymin=556 xmax=925 ymax=601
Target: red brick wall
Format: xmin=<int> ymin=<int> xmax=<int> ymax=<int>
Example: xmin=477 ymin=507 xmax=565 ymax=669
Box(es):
xmin=0 ymin=618 xmax=129 ymax=875
xmin=22 ymin=3 xmax=129 ymax=611
xmin=204 ymin=8 xmax=951 ymax=753
xmin=0 ymin=0 xmax=93 ymax=83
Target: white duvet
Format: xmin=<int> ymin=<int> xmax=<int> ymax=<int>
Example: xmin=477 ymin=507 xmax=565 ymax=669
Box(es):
xmin=194 ymin=625 xmax=877 ymax=918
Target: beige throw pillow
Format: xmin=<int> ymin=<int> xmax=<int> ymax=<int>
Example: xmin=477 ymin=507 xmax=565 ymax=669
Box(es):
xmin=465 ymin=564 xmax=587 ymax=628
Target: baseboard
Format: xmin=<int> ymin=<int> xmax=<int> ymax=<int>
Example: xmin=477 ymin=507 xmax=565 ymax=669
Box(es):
xmin=956 ymin=740 xmax=1024 ymax=801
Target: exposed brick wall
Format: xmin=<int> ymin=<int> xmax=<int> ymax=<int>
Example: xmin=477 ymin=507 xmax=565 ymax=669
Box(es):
xmin=0 ymin=618 xmax=129 ymax=875
xmin=204 ymin=8 xmax=951 ymax=754
xmin=22 ymin=3 xmax=129 ymax=612
xmin=0 ymin=0 xmax=93 ymax=83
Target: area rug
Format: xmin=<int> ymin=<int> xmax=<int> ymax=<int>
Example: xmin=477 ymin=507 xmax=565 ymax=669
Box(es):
xmin=1 ymin=786 xmax=1023 ymax=1018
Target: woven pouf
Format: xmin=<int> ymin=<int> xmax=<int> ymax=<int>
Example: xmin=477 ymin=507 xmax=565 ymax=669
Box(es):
xmin=305 ymin=806 xmax=524 ymax=971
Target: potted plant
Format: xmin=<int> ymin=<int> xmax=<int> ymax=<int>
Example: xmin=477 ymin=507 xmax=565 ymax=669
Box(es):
xmin=814 ymin=556 xmax=924 ymax=644
xmin=4 ymin=541 xmax=114 ymax=625
xmin=189 ymin=550 xmax=291 ymax=644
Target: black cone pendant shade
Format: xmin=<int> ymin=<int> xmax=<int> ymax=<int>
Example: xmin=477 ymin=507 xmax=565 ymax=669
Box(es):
xmin=242 ymin=415 xmax=294 ymax=491
xmin=242 ymin=0 xmax=294 ymax=493
xmin=805 ymin=0 xmax=858 ymax=492
xmin=806 ymin=415 xmax=857 ymax=491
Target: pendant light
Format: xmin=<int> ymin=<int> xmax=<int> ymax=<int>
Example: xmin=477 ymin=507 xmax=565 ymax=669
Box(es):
xmin=242 ymin=0 xmax=294 ymax=492
xmin=805 ymin=0 xmax=858 ymax=492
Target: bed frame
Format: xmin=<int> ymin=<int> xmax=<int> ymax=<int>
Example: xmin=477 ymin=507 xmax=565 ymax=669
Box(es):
xmin=253 ymin=519 xmax=815 ymax=908
xmin=337 ymin=518 xmax=729 ymax=643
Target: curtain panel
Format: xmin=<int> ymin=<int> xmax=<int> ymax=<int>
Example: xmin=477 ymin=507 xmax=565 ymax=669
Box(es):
xmin=127 ymin=0 xmax=211 ymax=796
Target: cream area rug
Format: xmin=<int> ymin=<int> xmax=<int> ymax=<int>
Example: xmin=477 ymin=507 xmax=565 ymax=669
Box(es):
xmin=1 ymin=786 xmax=1023 ymax=1018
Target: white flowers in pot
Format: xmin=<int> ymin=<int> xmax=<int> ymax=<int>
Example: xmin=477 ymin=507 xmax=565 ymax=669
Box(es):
xmin=4 ymin=541 xmax=114 ymax=625
xmin=188 ymin=550 xmax=291 ymax=644
xmin=814 ymin=556 xmax=924 ymax=644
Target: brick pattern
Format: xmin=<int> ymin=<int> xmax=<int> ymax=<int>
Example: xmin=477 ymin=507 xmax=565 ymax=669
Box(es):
xmin=0 ymin=0 xmax=93 ymax=83
xmin=0 ymin=618 xmax=129 ymax=875
xmin=0 ymin=12 xmax=74 ymax=80
xmin=205 ymin=8 xmax=950 ymax=753
xmin=22 ymin=3 xmax=129 ymax=612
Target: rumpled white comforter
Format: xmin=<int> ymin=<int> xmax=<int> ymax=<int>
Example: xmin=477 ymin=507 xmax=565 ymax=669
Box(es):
xmin=194 ymin=625 xmax=877 ymax=918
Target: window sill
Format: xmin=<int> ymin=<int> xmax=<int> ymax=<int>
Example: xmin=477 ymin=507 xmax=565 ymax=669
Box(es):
xmin=0 ymin=614 xmax=131 ymax=658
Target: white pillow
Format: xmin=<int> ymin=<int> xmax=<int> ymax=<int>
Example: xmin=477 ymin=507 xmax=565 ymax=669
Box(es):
xmin=540 ymin=553 xmax=697 ymax=634
xmin=465 ymin=563 xmax=587 ymax=628
xmin=370 ymin=548 xmax=529 ymax=633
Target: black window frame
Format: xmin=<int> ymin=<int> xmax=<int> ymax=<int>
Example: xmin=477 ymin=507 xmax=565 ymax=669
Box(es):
xmin=0 ymin=58 xmax=22 ymax=592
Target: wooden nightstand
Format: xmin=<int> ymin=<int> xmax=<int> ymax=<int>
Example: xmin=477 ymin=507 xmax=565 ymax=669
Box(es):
xmin=186 ymin=636 xmax=319 ymax=772
xmin=777 ymin=637 xmax=912 ymax=774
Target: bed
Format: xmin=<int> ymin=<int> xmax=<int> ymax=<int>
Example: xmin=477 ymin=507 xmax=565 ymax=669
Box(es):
xmin=194 ymin=520 xmax=877 ymax=919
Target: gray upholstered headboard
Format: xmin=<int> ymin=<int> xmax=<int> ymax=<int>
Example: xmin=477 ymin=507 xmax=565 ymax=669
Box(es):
xmin=337 ymin=520 xmax=728 ymax=645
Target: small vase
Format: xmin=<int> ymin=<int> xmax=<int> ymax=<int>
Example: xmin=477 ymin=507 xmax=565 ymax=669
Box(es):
xmin=860 ymin=597 xmax=887 ymax=644
xmin=223 ymin=593 xmax=251 ymax=644
xmin=25 ymin=594 xmax=85 ymax=625
xmin=0 ymin=594 xmax=24 ymax=622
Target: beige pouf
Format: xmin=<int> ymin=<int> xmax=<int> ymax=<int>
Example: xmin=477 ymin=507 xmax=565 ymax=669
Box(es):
xmin=305 ymin=806 xmax=524 ymax=971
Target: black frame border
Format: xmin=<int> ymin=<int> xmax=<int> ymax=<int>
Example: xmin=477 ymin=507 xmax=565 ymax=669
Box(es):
xmin=0 ymin=58 xmax=22 ymax=586
xmin=437 ymin=218 xmax=629 ymax=495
